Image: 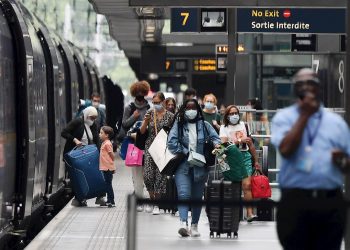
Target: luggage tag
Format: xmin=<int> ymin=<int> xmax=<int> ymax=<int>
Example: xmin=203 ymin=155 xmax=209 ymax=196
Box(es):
xmin=295 ymin=146 xmax=313 ymax=173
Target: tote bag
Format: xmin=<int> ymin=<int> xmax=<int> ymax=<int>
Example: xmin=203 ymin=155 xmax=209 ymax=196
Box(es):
xmin=125 ymin=144 xmax=143 ymax=167
xmin=251 ymin=169 xmax=272 ymax=199
xmin=149 ymin=129 xmax=185 ymax=176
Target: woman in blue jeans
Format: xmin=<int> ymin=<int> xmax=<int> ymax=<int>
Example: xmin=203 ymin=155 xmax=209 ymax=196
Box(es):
xmin=168 ymin=99 xmax=221 ymax=237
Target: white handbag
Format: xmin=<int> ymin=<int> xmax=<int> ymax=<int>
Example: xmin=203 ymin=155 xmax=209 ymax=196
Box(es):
xmin=188 ymin=150 xmax=206 ymax=167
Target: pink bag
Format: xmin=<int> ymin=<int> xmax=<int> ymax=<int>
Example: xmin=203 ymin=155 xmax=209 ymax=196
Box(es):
xmin=125 ymin=144 xmax=143 ymax=167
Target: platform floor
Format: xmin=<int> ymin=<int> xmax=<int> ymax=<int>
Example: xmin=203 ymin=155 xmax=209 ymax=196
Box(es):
xmin=25 ymin=157 xmax=282 ymax=250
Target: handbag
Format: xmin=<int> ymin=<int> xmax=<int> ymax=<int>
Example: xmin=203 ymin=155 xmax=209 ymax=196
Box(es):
xmin=134 ymin=129 xmax=148 ymax=150
xmin=125 ymin=144 xmax=143 ymax=167
xmin=187 ymin=150 xmax=206 ymax=167
xmin=149 ymin=129 xmax=186 ymax=176
xmin=251 ymin=169 xmax=272 ymax=199
xmin=203 ymin=122 xmax=216 ymax=166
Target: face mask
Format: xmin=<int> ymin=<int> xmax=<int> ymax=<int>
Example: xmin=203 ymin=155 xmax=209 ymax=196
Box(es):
xmin=204 ymin=102 xmax=214 ymax=110
xmin=135 ymin=95 xmax=144 ymax=102
xmin=85 ymin=119 xmax=94 ymax=126
xmin=153 ymin=104 xmax=163 ymax=111
xmin=92 ymin=101 xmax=100 ymax=108
xmin=167 ymin=107 xmax=175 ymax=113
xmin=185 ymin=110 xmax=198 ymax=120
xmin=229 ymin=114 xmax=240 ymax=124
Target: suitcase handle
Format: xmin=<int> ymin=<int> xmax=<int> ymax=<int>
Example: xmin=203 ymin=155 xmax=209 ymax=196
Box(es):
xmin=72 ymin=144 xmax=87 ymax=151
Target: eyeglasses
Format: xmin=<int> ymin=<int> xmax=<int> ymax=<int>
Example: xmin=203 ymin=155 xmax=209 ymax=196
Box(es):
xmin=205 ymin=100 xmax=214 ymax=103
xmin=228 ymin=112 xmax=239 ymax=115
xmin=152 ymin=101 xmax=162 ymax=105
xmin=89 ymin=116 xmax=97 ymax=120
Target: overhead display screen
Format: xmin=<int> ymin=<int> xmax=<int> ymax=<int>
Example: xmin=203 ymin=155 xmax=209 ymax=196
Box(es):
xmin=237 ymin=8 xmax=345 ymax=34
xmin=193 ymin=58 xmax=216 ymax=72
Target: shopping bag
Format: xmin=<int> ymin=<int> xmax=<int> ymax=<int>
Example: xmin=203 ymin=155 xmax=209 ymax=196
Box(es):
xmin=125 ymin=144 xmax=143 ymax=167
xmin=251 ymin=169 xmax=272 ymax=199
xmin=119 ymin=137 xmax=133 ymax=160
xmin=149 ymin=129 xmax=186 ymax=175
xmin=221 ymin=143 xmax=249 ymax=182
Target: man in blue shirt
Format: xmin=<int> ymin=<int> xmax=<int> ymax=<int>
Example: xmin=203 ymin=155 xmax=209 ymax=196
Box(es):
xmin=271 ymin=68 xmax=350 ymax=250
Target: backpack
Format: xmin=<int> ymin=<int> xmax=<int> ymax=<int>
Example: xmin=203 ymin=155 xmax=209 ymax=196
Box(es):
xmin=116 ymin=102 xmax=150 ymax=142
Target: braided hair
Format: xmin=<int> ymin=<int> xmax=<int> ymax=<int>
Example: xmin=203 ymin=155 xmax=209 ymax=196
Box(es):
xmin=176 ymin=99 xmax=204 ymax=128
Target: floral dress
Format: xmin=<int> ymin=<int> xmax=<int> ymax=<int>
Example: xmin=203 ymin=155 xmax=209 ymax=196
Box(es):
xmin=143 ymin=110 xmax=174 ymax=194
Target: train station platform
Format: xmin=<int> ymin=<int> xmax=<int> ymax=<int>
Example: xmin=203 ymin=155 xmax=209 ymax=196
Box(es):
xmin=26 ymin=157 xmax=282 ymax=250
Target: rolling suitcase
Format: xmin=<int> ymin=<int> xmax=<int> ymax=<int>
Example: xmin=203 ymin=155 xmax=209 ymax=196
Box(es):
xmin=159 ymin=175 xmax=178 ymax=214
xmin=206 ymin=179 xmax=241 ymax=238
xmin=64 ymin=145 xmax=107 ymax=201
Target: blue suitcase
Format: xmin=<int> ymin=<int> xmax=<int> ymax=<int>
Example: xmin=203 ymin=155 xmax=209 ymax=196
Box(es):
xmin=64 ymin=145 xmax=107 ymax=201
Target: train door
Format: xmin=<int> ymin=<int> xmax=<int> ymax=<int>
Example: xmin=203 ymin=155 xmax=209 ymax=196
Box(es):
xmin=0 ymin=4 xmax=17 ymax=232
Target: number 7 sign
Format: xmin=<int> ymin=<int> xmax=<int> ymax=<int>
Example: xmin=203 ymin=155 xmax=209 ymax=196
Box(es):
xmin=171 ymin=8 xmax=199 ymax=33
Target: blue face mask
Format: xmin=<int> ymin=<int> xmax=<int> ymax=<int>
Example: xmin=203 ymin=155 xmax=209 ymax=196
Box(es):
xmin=204 ymin=102 xmax=214 ymax=110
xmin=229 ymin=114 xmax=240 ymax=124
xmin=153 ymin=104 xmax=163 ymax=111
xmin=185 ymin=110 xmax=198 ymax=120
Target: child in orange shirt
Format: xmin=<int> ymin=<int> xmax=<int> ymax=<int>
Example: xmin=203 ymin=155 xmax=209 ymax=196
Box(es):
xmin=99 ymin=126 xmax=116 ymax=207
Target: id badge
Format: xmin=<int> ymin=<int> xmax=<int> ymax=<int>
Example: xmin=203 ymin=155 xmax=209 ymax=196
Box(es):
xmin=295 ymin=146 xmax=313 ymax=173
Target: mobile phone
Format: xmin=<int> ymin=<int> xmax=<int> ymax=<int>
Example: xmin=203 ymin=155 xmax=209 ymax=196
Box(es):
xmin=298 ymin=91 xmax=307 ymax=100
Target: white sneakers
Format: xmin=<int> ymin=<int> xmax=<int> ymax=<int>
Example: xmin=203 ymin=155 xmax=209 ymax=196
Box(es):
xmin=178 ymin=221 xmax=190 ymax=237
xmin=152 ymin=206 xmax=160 ymax=215
xmin=190 ymin=224 xmax=200 ymax=237
xmin=178 ymin=221 xmax=200 ymax=237
xmin=145 ymin=204 xmax=153 ymax=213
xmin=136 ymin=205 xmax=144 ymax=212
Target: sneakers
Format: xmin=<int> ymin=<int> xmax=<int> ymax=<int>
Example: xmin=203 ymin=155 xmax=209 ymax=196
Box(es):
xmin=190 ymin=224 xmax=200 ymax=237
xmin=178 ymin=221 xmax=190 ymax=237
xmin=247 ymin=215 xmax=258 ymax=223
xmin=107 ymin=202 xmax=116 ymax=208
xmin=137 ymin=205 xmax=144 ymax=212
xmin=145 ymin=204 xmax=153 ymax=213
xmin=152 ymin=206 xmax=160 ymax=215
xmin=71 ymin=198 xmax=87 ymax=207
xmin=95 ymin=197 xmax=107 ymax=206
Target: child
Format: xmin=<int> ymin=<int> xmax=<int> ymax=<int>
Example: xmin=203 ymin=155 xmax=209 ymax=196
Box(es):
xmin=99 ymin=126 xmax=116 ymax=207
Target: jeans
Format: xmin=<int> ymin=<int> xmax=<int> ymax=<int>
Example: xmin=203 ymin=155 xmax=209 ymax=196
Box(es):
xmin=103 ymin=171 xmax=114 ymax=203
xmin=175 ymin=167 xmax=206 ymax=225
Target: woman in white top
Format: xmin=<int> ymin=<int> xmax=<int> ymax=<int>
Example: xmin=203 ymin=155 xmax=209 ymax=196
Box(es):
xmin=219 ymin=105 xmax=261 ymax=222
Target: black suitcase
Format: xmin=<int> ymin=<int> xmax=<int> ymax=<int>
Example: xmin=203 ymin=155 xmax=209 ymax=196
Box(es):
xmin=159 ymin=175 xmax=178 ymax=214
xmin=206 ymin=180 xmax=241 ymax=238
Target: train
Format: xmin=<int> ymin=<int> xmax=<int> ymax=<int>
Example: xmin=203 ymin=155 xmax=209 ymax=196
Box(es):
xmin=0 ymin=0 xmax=124 ymax=248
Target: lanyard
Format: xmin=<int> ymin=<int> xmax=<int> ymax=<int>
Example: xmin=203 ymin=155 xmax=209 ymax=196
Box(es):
xmin=305 ymin=112 xmax=322 ymax=146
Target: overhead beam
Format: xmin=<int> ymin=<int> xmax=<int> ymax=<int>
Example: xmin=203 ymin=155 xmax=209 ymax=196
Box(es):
xmin=129 ymin=0 xmax=346 ymax=7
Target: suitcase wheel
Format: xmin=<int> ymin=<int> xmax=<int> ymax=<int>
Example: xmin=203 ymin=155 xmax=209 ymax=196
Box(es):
xmin=234 ymin=232 xmax=238 ymax=238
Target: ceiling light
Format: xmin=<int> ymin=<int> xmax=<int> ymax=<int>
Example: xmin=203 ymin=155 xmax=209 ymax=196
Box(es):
xmin=217 ymin=12 xmax=223 ymax=23
xmin=203 ymin=12 xmax=210 ymax=24
xmin=166 ymin=42 xmax=193 ymax=47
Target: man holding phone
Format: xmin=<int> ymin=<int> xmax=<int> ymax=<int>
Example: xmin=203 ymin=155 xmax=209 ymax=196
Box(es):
xmin=271 ymin=68 xmax=350 ymax=250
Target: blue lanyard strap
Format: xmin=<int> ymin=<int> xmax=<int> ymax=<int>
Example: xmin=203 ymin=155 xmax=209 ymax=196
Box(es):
xmin=306 ymin=112 xmax=323 ymax=146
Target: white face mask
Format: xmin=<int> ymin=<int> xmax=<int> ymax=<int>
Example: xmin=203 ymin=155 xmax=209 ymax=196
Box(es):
xmin=153 ymin=104 xmax=163 ymax=111
xmin=185 ymin=110 xmax=198 ymax=120
xmin=229 ymin=114 xmax=240 ymax=124
xmin=204 ymin=102 xmax=214 ymax=110
xmin=85 ymin=119 xmax=94 ymax=126
xmin=92 ymin=101 xmax=100 ymax=108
